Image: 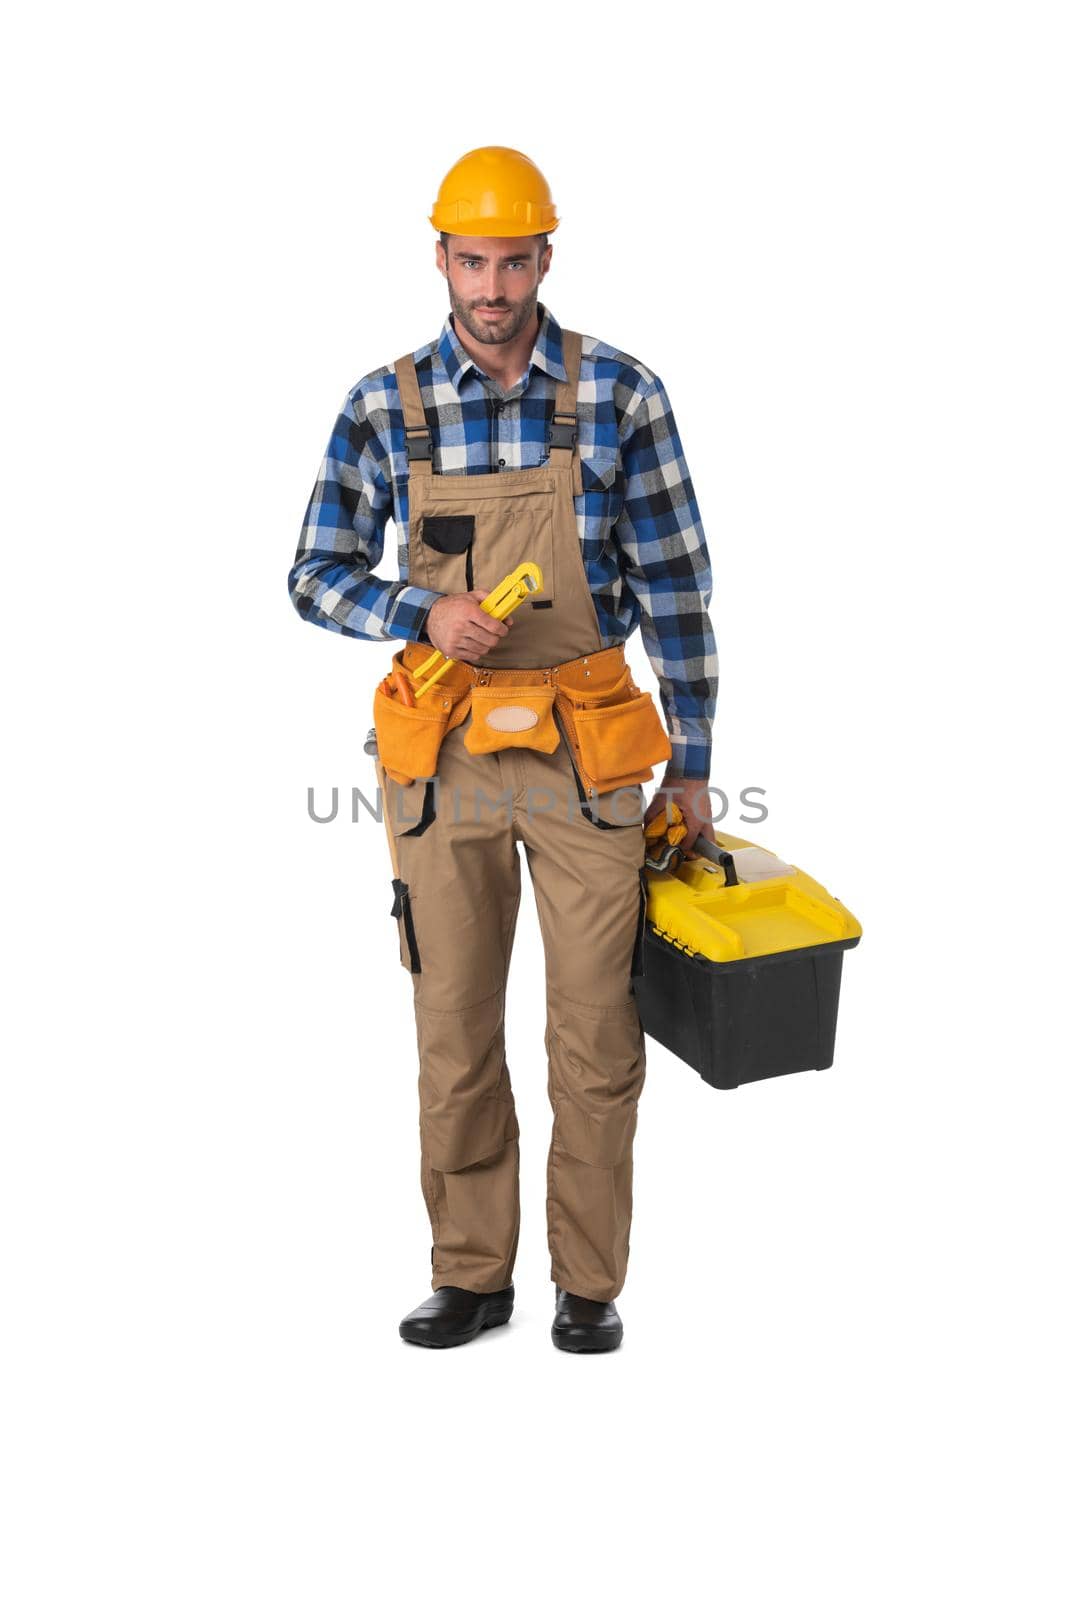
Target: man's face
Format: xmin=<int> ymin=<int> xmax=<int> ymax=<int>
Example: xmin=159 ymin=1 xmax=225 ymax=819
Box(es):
xmin=436 ymin=233 xmax=551 ymax=347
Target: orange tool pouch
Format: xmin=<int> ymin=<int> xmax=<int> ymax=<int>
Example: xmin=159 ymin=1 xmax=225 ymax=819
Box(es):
xmin=372 ymin=654 xmax=471 ymax=785
xmin=464 ymin=682 xmax=561 ymax=757
xmin=554 ymin=662 xmax=672 ymax=796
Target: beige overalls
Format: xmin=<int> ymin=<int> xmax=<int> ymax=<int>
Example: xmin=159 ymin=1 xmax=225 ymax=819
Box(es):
xmin=373 ymin=330 xmax=672 ymax=1302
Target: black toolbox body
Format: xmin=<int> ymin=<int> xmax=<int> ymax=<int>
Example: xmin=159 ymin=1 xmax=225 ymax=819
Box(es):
xmin=634 ymin=924 xmax=860 ymax=1091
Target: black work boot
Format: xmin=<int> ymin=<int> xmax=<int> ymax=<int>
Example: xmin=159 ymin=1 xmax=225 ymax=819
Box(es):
xmin=398 ymin=1284 xmax=515 ymax=1348
xmin=551 ymin=1286 xmax=624 ymax=1353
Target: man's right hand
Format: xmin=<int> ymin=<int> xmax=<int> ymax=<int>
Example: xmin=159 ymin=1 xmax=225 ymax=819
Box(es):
xmin=425 ymin=589 xmax=513 ymax=663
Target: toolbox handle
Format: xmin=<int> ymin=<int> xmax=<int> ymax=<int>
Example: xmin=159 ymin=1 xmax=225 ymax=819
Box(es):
xmin=692 ymin=835 xmax=739 ymax=887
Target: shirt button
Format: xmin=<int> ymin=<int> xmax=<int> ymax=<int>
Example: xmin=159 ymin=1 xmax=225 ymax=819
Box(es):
xmin=498 ymin=458 xmax=506 ymax=469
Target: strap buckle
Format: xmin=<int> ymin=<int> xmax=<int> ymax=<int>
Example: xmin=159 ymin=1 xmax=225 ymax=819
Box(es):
xmin=405 ymin=427 xmax=433 ymax=462
xmin=549 ymin=411 xmax=577 ymax=451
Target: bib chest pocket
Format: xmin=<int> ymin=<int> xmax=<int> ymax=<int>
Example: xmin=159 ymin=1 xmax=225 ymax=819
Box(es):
xmin=412 ymin=475 xmax=558 ymax=601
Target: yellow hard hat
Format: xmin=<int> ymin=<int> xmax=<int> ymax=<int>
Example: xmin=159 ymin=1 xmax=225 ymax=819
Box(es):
xmin=429 ymin=146 xmax=560 ymax=238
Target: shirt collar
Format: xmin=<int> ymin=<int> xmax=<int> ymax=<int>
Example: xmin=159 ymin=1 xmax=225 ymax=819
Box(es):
xmin=438 ymin=301 xmax=568 ymax=393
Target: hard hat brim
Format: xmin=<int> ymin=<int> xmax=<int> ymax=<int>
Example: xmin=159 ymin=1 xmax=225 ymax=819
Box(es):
xmin=428 ymin=214 xmax=560 ymax=237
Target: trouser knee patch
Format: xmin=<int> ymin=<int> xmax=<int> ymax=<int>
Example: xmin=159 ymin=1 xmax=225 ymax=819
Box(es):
xmin=422 ymin=1095 xmax=518 ymax=1173
xmin=553 ymin=1096 xmax=637 ymax=1169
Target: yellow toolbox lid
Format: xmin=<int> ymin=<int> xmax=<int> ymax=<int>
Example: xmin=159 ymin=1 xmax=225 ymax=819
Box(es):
xmin=644 ymin=830 xmax=862 ymax=964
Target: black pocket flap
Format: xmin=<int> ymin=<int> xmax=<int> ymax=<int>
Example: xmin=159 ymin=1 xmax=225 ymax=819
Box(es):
xmin=422 ymin=514 xmax=475 ymax=554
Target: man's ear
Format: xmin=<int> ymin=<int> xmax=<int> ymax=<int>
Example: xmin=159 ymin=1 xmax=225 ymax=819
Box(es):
xmin=539 ymin=243 xmax=552 ymax=283
xmin=435 ymin=240 xmax=448 ymax=279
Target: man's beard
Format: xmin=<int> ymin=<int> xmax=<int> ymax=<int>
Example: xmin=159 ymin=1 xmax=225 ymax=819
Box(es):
xmin=448 ymin=279 xmax=540 ymax=346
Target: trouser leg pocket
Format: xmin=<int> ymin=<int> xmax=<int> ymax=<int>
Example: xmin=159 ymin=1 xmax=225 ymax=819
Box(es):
xmin=630 ymin=872 xmax=648 ymax=980
xmin=391 ymin=878 xmax=421 ymax=973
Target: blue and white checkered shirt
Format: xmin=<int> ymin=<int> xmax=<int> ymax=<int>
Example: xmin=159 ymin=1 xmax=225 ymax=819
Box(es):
xmin=289 ymin=301 xmax=718 ymax=778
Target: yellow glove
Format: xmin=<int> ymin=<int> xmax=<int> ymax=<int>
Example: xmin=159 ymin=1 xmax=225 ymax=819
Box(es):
xmin=644 ymin=799 xmax=687 ymax=849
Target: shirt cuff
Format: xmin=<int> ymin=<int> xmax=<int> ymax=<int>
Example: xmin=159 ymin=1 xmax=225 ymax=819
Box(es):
xmin=663 ymin=740 xmax=712 ymax=783
xmin=386 ymin=584 xmax=446 ymax=644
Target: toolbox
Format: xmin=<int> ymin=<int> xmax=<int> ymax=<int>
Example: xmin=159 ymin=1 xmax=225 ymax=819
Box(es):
xmin=634 ymin=829 xmax=862 ymax=1090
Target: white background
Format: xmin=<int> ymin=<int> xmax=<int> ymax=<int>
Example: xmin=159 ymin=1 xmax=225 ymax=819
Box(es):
xmin=3 ymin=3 xmax=1065 ymax=1596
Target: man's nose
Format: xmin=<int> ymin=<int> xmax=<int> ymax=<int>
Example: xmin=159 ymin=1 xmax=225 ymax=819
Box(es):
xmin=485 ymin=263 xmax=504 ymax=301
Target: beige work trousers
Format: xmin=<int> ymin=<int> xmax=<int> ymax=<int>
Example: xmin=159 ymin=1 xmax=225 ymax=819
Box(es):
xmin=387 ymin=713 xmax=649 ymax=1303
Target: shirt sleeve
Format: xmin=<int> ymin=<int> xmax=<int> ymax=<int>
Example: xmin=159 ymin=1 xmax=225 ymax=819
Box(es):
xmin=612 ymin=374 xmax=719 ymax=780
xmin=288 ymin=384 xmax=444 ymax=643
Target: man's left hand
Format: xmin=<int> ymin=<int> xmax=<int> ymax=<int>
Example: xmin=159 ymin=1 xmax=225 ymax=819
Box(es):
xmin=643 ymin=778 xmax=717 ymax=851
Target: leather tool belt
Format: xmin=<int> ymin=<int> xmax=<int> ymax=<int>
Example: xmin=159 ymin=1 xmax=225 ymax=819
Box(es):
xmin=374 ymin=640 xmax=672 ymax=796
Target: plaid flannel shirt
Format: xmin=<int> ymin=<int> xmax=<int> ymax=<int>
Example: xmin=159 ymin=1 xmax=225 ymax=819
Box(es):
xmin=289 ymin=302 xmax=718 ymax=778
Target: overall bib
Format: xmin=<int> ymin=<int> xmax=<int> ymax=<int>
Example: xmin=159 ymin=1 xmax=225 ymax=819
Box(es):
xmin=376 ymin=330 xmax=670 ymax=1302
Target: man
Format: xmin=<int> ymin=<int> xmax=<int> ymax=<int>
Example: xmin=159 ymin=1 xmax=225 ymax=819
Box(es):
xmin=289 ymin=146 xmax=717 ymax=1352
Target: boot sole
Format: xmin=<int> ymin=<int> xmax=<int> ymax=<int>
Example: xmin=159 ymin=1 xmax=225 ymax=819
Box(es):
xmin=399 ymin=1307 xmax=514 ymax=1349
xmin=551 ymin=1325 xmax=623 ymax=1353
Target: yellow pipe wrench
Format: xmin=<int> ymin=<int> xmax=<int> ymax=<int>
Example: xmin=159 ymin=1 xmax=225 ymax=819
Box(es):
xmin=411 ymin=561 xmax=544 ymax=698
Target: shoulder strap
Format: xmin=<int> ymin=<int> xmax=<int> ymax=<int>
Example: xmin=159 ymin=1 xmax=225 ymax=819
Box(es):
xmin=394 ymin=353 xmax=432 ymax=478
xmin=550 ymin=329 xmax=584 ymax=497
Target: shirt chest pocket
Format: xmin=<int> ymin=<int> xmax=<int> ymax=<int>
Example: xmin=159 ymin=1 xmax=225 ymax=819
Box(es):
xmin=579 ymin=450 xmax=619 ymax=496
xmin=577 ymin=450 xmax=622 ymax=556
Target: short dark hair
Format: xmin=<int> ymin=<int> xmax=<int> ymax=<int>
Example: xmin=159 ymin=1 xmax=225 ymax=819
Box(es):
xmin=440 ymin=231 xmax=549 ymax=261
